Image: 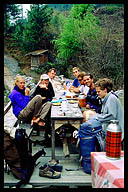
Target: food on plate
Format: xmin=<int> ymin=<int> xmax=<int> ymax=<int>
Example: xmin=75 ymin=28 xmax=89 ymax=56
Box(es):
xmin=68 ymin=100 xmax=78 ymax=104
xmin=52 ymin=102 xmax=61 ymax=106
xmin=66 ymin=91 xmax=76 ymax=98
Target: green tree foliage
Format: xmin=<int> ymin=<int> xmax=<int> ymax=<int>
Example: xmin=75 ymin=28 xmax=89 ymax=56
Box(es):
xmin=47 ymin=4 xmax=73 ymax=11
xmin=53 ymin=4 xmax=124 ymax=88
xmin=54 ymin=4 xmax=100 ymax=76
xmin=4 ymin=4 xmax=21 ymax=35
xmin=22 ymin=4 xmax=53 ymax=52
xmin=10 ymin=19 xmax=27 ymax=47
xmin=48 ymin=10 xmax=67 ymax=42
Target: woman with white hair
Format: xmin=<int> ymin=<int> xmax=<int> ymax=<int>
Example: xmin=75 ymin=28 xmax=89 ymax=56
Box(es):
xmin=9 ymin=75 xmax=52 ymax=127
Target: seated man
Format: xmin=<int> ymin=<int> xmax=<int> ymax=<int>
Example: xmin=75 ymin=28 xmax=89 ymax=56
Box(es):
xmin=84 ymin=73 xmax=102 ymax=112
xmin=86 ymin=78 xmax=124 ymax=141
xmin=48 ymin=68 xmax=58 ymax=92
xmin=32 ymin=74 xmax=55 ymax=104
xmin=71 ymin=67 xmax=80 ymax=88
xmin=82 ymin=73 xmax=102 ymax=121
xmin=70 ymin=71 xmax=89 ymax=95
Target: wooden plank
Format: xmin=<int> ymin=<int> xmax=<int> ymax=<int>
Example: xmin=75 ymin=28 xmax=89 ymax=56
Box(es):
xmin=4 ymin=145 xmax=92 ymax=188
xmin=54 ymin=120 xmax=81 ymax=130
xmin=4 ymin=155 xmax=91 ymax=188
xmin=4 ymin=101 xmax=12 ymax=115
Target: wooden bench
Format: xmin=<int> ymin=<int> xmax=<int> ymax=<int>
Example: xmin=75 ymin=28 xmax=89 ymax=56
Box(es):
xmin=4 ymin=101 xmax=33 ymax=137
xmin=4 ymin=101 xmax=92 ymax=188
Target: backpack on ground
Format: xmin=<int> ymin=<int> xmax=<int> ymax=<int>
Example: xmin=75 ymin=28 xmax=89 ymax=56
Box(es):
xmin=4 ymin=128 xmax=46 ymax=188
xmin=78 ymin=118 xmax=105 ymax=174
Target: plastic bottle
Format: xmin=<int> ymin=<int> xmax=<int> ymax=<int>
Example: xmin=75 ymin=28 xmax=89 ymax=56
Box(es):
xmin=61 ymin=98 xmax=68 ymax=112
xmin=66 ymin=81 xmax=70 ymax=90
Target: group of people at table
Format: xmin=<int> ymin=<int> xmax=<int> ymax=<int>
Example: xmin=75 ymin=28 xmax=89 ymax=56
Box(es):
xmin=9 ymin=67 xmax=124 ymax=144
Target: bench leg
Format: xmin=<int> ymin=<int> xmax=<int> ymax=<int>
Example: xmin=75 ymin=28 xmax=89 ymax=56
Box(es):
xmin=63 ymin=137 xmax=70 ymax=157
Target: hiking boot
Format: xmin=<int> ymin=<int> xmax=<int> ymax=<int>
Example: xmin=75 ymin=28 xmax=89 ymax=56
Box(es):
xmin=40 ymin=162 xmax=63 ymax=172
xmin=47 ymin=163 xmax=63 ymax=172
xmin=39 ymin=165 xmax=61 ymax=179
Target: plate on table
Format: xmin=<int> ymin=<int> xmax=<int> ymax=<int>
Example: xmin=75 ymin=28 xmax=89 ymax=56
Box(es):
xmin=52 ymin=102 xmax=61 ymax=106
xmin=68 ymin=100 xmax=79 ymax=104
xmin=66 ymin=95 xmax=76 ymax=99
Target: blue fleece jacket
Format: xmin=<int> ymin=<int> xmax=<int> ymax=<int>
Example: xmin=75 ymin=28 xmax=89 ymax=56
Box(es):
xmin=9 ymin=86 xmax=30 ymax=117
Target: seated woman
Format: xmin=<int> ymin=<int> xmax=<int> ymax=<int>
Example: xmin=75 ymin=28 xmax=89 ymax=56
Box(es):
xmin=9 ymin=75 xmax=52 ymax=127
xmin=32 ymin=74 xmax=55 ymax=104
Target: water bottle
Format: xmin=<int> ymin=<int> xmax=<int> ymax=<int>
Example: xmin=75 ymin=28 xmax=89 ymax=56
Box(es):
xmin=66 ymin=81 xmax=70 ymax=90
xmin=61 ymin=98 xmax=68 ymax=112
xmin=106 ymin=120 xmax=122 ymax=159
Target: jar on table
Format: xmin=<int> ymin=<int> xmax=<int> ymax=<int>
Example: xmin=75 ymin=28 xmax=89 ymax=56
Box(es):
xmin=78 ymin=94 xmax=86 ymax=108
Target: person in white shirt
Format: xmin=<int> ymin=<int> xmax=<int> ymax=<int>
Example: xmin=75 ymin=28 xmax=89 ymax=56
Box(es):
xmin=70 ymin=71 xmax=89 ymax=95
xmin=48 ymin=68 xmax=58 ymax=92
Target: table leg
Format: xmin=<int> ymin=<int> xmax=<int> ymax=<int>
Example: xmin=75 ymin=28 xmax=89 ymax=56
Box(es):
xmin=51 ymin=120 xmax=56 ymax=162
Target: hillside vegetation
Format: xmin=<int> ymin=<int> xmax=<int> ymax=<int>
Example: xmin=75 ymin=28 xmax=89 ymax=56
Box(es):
xmin=4 ymin=4 xmax=124 ymax=90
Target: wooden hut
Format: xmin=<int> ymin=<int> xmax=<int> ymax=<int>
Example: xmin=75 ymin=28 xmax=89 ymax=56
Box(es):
xmin=25 ymin=49 xmax=48 ymax=70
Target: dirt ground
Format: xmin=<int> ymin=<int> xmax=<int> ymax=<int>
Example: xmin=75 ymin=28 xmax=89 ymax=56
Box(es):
xmin=4 ymin=65 xmax=14 ymax=91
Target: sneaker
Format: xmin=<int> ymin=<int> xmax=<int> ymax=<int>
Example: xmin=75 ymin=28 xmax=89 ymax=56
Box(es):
xmin=39 ymin=165 xmax=61 ymax=179
xmin=48 ymin=163 xmax=63 ymax=172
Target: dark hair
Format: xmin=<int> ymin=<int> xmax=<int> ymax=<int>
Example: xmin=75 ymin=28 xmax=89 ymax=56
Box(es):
xmin=84 ymin=73 xmax=93 ymax=79
xmin=95 ymin=78 xmax=113 ymax=93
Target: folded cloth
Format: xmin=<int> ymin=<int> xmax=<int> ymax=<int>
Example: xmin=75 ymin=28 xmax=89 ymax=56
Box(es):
xmin=51 ymin=99 xmax=62 ymax=103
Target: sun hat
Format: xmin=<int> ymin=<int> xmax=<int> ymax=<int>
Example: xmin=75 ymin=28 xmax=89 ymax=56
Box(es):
xmin=40 ymin=74 xmax=49 ymax=80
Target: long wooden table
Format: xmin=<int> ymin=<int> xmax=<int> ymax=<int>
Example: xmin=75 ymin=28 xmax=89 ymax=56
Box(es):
xmin=50 ymin=99 xmax=83 ymax=162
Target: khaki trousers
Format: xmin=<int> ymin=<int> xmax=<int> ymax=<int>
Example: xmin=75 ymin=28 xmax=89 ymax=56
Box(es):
xmin=18 ymin=95 xmax=52 ymax=122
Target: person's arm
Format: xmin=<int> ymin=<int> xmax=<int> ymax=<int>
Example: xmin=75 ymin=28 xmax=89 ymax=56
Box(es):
xmin=12 ymin=93 xmax=29 ymax=109
xmin=94 ymin=97 xmax=117 ymax=122
xmin=69 ymin=86 xmax=80 ymax=93
xmin=48 ymin=82 xmax=55 ymax=97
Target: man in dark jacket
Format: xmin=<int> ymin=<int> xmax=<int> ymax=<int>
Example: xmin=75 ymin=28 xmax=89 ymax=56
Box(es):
xmin=32 ymin=74 xmax=55 ymax=104
xmin=83 ymin=73 xmax=102 ymax=113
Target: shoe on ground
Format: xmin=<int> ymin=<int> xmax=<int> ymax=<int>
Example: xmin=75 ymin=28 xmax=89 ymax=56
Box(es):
xmin=39 ymin=165 xmax=61 ymax=179
xmin=47 ymin=163 xmax=63 ymax=172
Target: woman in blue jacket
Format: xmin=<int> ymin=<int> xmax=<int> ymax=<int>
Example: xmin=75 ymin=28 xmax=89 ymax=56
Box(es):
xmin=9 ymin=75 xmax=51 ymax=126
